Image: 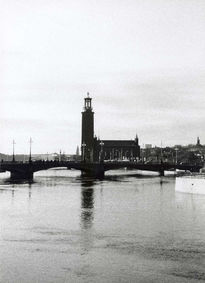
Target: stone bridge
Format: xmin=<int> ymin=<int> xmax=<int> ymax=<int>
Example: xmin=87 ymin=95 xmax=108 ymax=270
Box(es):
xmin=0 ymin=160 xmax=202 ymax=180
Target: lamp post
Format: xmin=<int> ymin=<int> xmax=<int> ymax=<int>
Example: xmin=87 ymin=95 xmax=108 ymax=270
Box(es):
xmin=12 ymin=140 xmax=16 ymax=162
xmin=99 ymin=141 xmax=104 ymax=163
xmin=29 ymin=137 xmax=33 ymax=163
xmin=59 ymin=150 xmax=61 ymax=162
xmin=115 ymin=149 xmax=119 ymax=161
xmin=175 ymin=148 xmax=178 ymax=165
xmin=160 ymin=141 xmax=163 ymax=162
xmin=82 ymin=143 xmax=86 ymax=162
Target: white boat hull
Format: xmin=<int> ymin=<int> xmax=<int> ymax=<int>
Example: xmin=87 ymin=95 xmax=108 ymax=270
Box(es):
xmin=175 ymin=175 xmax=205 ymax=195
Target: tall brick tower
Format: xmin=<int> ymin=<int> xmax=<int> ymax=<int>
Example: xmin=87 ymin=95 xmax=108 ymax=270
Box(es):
xmin=81 ymin=93 xmax=94 ymax=162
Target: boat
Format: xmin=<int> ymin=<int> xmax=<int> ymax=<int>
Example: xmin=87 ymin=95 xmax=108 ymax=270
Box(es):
xmin=175 ymin=173 xmax=205 ymax=195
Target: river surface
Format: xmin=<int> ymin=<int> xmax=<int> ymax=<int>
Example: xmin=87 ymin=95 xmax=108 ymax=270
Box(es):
xmin=0 ymin=169 xmax=205 ymax=283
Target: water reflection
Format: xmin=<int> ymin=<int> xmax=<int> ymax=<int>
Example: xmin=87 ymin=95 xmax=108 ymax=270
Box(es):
xmin=103 ymin=172 xmax=160 ymax=183
xmin=79 ymin=178 xmax=95 ymax=254
xmin=80 ymin=178 xmax=95 ymax=230
xmin=28 ymin=184 xmax=32 ymax=199
xmin=1 ymin=169 xmax=205 ymax=282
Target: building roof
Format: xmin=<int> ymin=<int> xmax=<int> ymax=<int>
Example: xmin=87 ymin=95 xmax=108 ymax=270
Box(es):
xmin=102 ymin=140 xmax=138 ymax=147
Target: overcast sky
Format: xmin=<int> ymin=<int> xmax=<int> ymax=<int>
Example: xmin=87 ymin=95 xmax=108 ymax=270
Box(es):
xmin=1 ymin=0 xmax=205 ymax=154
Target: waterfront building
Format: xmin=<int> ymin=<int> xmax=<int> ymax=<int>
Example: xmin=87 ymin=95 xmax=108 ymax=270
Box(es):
xmin=93 ymin=136 xmax=140 ymax=161
xmin=81 ymin=93 xmax=140 ymax=162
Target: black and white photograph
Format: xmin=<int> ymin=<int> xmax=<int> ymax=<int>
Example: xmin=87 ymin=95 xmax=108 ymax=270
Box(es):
xmin=1 ymin=0 xmax=205 ymax=282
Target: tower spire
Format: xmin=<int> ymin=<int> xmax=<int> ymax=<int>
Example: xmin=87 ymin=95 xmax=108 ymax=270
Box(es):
xmin=135 ymin=132 xmax=139 ymax=144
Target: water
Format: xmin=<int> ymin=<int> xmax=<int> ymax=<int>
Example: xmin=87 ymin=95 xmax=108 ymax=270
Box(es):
xmin=0 ymin=169 xmax=205 ymax=283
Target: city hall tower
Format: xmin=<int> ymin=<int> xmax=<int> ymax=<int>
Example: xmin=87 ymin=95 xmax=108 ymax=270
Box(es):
xmin=81 ymin=93 xmax=94 ymax=162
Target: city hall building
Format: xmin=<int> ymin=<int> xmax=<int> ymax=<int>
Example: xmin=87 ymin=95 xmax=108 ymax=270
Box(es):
xmin=81 ymin=93 xmax=140 ymax=162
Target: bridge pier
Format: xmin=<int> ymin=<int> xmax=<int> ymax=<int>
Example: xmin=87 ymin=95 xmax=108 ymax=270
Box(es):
xmin=10 ymin=170 xmax=33 ymax=180
xmin=81 ymin=170 xmax=105 ymax=178
xmin=80 ymin=163 xmax=105 ymax=178
xmin=159 ymin=168 xmax=164 ymax=177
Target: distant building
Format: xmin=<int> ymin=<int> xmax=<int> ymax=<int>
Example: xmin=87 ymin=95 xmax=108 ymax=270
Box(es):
xmin=81 ymin=93 xmax=140 ymax=162
xmin=145 ymin=144 xmax=152 ymax=149
xmin=196 ymin=137 xmax=202 ymax=147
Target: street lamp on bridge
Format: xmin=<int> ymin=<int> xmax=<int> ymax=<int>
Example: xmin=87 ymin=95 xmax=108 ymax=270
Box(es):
xmin=175 ymin=148 xmax=178 ymax=165
xmin=29 ymin=137 xmax=33 ymax=163
xmin=12 ymin=140 xmax=16 ymax=162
